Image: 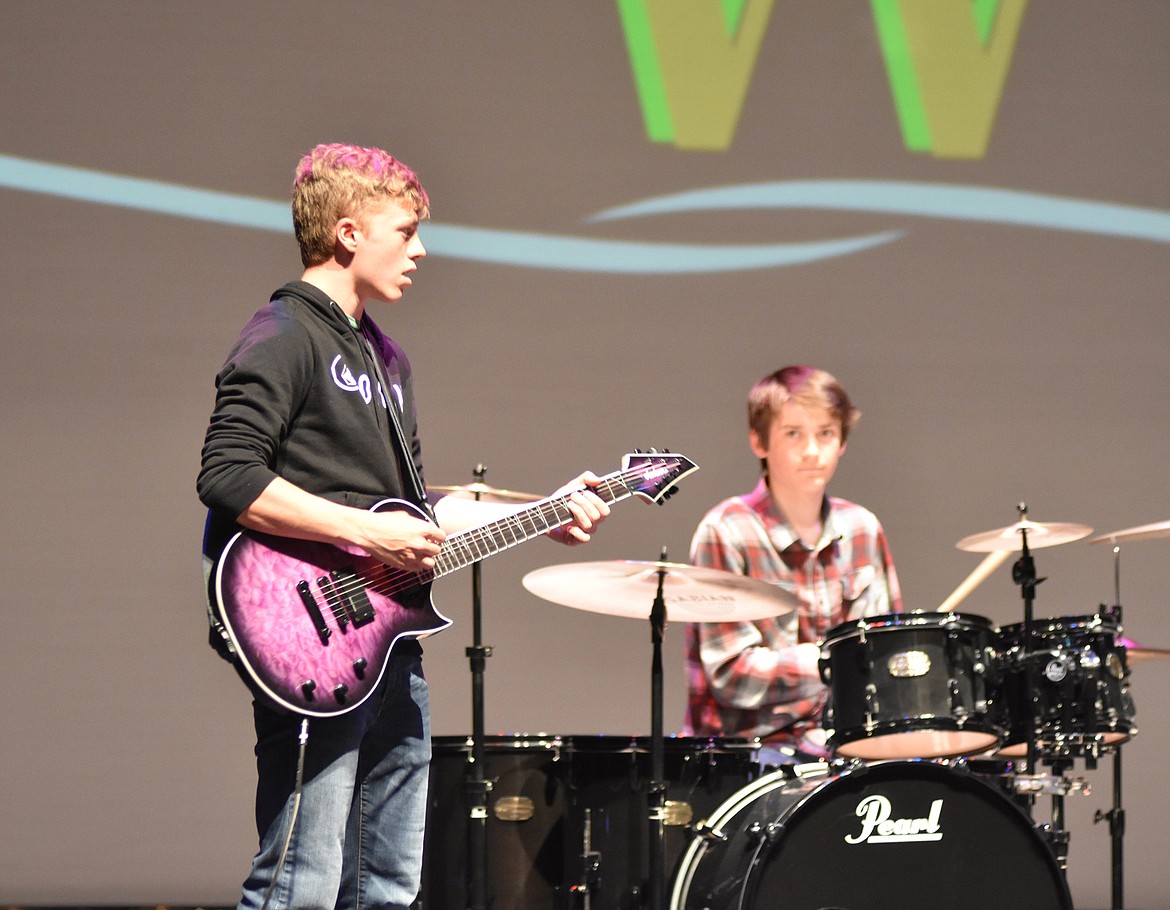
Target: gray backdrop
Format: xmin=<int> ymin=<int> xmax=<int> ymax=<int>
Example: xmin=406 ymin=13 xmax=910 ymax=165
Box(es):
xmin=1 ymin=2 xmax=1168 ymax=907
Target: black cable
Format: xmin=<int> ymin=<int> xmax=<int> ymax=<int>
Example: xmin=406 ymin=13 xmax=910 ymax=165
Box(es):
xmin=260 ymin=717 xmax=311 ymax=910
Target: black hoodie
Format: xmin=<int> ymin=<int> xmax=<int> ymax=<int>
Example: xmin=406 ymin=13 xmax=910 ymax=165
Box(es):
xmin=198 ymin=280 xmax=426 ymax=560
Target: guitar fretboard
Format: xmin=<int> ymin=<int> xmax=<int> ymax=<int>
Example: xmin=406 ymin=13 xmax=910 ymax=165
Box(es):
xmin=433 ymin=472 xmax=635 ymax=578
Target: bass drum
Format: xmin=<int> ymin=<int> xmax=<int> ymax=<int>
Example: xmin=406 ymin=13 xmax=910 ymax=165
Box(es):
xmin=671 ymin=760 xmax=1072 ymax=910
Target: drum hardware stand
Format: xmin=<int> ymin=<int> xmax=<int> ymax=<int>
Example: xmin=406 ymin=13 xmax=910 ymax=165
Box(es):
xmin=647 ymin=548 xmax=669 ymax=910
xmin=463 ymin=464 xmax=493 ymax=910
xmin=568 ymin=808 xmax=602 ymax=908
xmin=1010 ymin=504 xmax=1044 ymax=778
xmin=1010 ymin=504 xmax=1075 ymax=875
xmin=1011 ymin=771 xmax=1090 ymax=798
xmin=1042 ymin=755 xmax=1076 ymax=874
xmin=1091 ymin=541 xmax=1128 ymax=910
xmin=1093 ymin=747 xmax=1126 ymax=910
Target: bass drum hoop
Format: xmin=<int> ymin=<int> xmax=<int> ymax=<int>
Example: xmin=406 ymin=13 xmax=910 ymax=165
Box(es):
xmin=670 ymin=762 xmax=830 ymax=909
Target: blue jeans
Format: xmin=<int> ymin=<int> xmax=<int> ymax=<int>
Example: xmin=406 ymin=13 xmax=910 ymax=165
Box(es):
xmin=238 ymin=646 xmax=430 ymax=910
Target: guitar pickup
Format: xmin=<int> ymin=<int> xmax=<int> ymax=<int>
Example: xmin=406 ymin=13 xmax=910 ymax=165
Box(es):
xmin=296 ymin=581 xmax=332 ymax=645
xmin=319 ymin=567 xmax=376 ymax=628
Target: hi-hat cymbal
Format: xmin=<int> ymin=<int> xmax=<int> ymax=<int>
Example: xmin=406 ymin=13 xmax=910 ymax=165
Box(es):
xmin=956 ymin=519 xmax=1093 ymax=553
xmin=1089 ymin=519 xmax=1170 ymax=545
xmin=429 ymin=481 xmax=541 ymax=504
xmin=522 ymin=560 xmax=798 ymax=623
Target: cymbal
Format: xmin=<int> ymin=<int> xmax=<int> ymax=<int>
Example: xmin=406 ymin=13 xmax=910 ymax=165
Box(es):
xmin=1089 ymin=519 xmax=1170 ymax=545
xmin=1119 ymin=637 xmax=1170 ymax=664
xmin=522 ymin=560 xmax=799 ymax=623
xmin=956 ymin=519 xmax=1093 ymax=553
xmin=429 ymin=481 xmax=541 ymax=504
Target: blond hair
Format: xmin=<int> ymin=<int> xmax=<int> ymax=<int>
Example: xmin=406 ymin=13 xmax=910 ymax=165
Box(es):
xmin=292 ymin=143 xmax=430 ymax=267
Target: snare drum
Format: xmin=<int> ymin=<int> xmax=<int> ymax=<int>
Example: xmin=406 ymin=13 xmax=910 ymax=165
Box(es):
xmin=671 ymin=759 xmax=1072 ymax=910
xmin=820 ymin=612 xmax=1001 ymax=759
xmin=995 ymin=613 xmax=1136 ymax=757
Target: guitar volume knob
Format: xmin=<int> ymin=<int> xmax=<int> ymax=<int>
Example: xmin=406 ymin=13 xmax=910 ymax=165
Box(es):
xmin=301 ymin=680 xmax=317 ymax=700
xmin=333 ymin=683 xmax=349 ymax=703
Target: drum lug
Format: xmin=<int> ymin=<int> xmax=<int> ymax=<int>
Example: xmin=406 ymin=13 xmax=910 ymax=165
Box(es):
xmin=863 ymin=683 xmax=879 ymax=732
xmin=948 ymin=676 xmax=970 ymax=722
xmin=692 ymin=818 xmax=729 ymax=843
xmin=745 ymin=819 xmax=783 ymax=849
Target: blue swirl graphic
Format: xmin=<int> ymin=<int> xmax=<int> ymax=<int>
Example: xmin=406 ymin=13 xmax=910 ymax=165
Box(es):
xmin=592 ymin=180 xmax=1170 ymax=245
xmin=2 ymin=153 xmax=1167 ymax=274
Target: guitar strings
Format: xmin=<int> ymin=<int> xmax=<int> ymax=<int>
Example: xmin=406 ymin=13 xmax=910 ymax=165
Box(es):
xmin=310 ymin=463 xmax=677 ymax=617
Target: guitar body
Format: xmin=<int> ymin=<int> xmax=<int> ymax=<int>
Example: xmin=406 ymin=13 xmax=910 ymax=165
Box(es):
xmin=213 ymin=499 xmax=450 ymax=717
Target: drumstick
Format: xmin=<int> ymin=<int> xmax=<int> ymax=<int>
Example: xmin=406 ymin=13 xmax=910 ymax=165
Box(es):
xmin=937 ymin=551 xmax=1011 ymax=612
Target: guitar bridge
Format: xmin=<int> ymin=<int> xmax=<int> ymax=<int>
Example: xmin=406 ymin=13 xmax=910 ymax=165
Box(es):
xmin=319 ymin=567 xmax=376 ymax=628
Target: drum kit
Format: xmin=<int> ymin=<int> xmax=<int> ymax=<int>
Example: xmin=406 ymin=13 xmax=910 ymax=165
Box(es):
xmin=416 ymin=482 xmax=1169 ymax=910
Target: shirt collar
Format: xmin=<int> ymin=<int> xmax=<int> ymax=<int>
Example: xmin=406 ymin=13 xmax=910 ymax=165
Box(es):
xmin=744 ymin=477 xmax=840 ymax=555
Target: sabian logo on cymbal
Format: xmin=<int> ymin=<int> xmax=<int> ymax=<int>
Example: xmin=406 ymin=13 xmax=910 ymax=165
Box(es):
xmin=664 ymin=594 xmax=736 ymax=603
xmin=844 ymin=795 xmax=944 ymax=845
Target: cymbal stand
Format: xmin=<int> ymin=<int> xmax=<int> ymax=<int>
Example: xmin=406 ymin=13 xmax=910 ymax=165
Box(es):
xmin=647 ymin=548 xmax=669 ymax=910
xmin=1092 ymin=543 xmax=1126 ymax=910
xmin=464 ymin=465 xmax=492 ymax=910
xmin=1011 ymin=505 xmax=1071 ymax=873
xmin=1011 ymin=504 xmax=1042 ymax=779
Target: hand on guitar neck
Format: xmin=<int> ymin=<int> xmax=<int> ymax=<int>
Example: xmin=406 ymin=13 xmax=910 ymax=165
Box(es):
xmin=433 ymin=470 xmax=611 ymax=545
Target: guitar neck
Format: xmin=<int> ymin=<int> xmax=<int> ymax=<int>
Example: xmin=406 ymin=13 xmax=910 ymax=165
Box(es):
xmin=432 ymin=471 xmax=633 ymax=578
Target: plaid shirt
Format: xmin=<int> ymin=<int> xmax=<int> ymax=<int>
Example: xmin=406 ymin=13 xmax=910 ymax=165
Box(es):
xmin=684 ymin=478 xmax=901 ymax=745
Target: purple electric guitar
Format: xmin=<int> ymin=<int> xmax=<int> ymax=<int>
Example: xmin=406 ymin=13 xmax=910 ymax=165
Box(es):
xmin=211 ymin=451 xmax=697 ymax=716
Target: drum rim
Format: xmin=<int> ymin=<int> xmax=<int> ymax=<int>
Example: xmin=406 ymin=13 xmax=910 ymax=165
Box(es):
xmin=831 ymin=714 xmax=1002 ymax=742
xmin=430 ymin=733 xmax=566 ymax=751
xmin=823 ymin=610 xmax=996 ymax=643
xmin=670 ymin=761 xmax=834 ymax=909
xmin=832 ymin=724 xmax=1002 ymax=760
xmin=563 ymin=733 xmax=761 ymax=754
xmin=998 ymin=613 xmax=1120 ymax=635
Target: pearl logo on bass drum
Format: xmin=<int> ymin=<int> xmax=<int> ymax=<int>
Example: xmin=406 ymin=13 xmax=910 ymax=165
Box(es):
xmin=844 ymin=794 xmax=944 ymax=844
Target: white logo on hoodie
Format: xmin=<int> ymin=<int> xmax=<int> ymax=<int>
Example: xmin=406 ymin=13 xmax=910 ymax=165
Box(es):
xmin=330 ymin=355 xmax=402 ymax=413
xmin=331 ymin=355 xmax=374 ymax=404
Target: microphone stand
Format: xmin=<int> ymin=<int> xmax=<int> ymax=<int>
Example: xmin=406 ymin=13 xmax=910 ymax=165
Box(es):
xmin=464 ymin=465 xmax=492 ymax=910
xmin=647 ymin=548 xmax=669 ymax=910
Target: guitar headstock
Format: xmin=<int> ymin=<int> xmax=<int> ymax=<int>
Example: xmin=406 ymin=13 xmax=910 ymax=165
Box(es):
xmin=621 ymin=449 xmax=699 ymax=504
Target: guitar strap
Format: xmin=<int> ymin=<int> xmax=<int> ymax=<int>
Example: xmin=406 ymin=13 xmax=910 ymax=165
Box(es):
xmin=359 ymin=328 xmax=435 ymax=522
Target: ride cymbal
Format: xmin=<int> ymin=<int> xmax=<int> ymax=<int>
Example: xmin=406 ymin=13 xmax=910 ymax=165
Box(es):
xmin=522 ymin=560 xmax=798 ymax=622
xmin=956 ymin=519 xmax=1093 ymax=553
xmin=1089 ymin=519 xmax=1170 ymax=545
